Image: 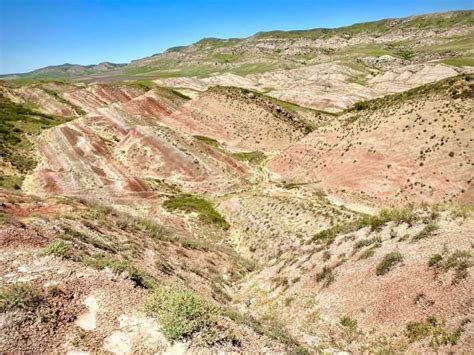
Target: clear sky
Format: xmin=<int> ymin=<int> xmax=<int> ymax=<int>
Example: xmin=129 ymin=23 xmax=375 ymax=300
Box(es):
xmin=0 ymin=0 xmax=472 ymax=74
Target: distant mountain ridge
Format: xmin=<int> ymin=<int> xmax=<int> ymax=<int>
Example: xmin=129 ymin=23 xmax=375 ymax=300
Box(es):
xmin=3 ymin=9 xmax=473 ymax=81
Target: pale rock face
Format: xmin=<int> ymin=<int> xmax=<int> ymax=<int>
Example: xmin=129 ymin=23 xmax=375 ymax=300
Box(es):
xmin=75 ymin=294 xmax=99 ymax=331
xmin=154 ymin=62 xmax=464 ymax=112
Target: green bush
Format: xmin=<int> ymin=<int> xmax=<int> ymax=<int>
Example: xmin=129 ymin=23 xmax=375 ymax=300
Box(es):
xmin=428 ymin=250 xmax=472 ymax=284
xmin=144 ymin=286 xmax=220 ymax=342
xmin=163 ymin=194 xmax=229 ymax=230
xmin=396 ymin=49 xmax=415 ymax=60
xmin=443 ymin=250 xmax=472 ymax=283
xmin=376 ymin=251 xmax=403 ymax=275
xmin=313 ymin=228 xmax=339 ymax=245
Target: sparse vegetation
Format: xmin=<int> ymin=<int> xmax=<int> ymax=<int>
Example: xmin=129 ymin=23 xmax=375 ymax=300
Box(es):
xmin=406 ymin=316 xmax=464 ymax=347
xmin=354 ymin=236 xmax=381 ymax=251
xmin=1 ymin=10 xmax=473 ymax=353
xmin=315 ymin=266 xmax=335 ymax=287
xmin=313 ymin=207 xmax=418 ymax=245
xmin=0 ymin=283 xmax=43 ymax=312
xmin=0 ymin=94 xmax=68 ymax=174
xmin=163 ymin=194 xmax=230 ymax=230
xmin=376 ymin=251 xmax=403 ymax=275
xmin=412 ymin=223 xmax=439 ymax=241
xmin=428 ymin=250 xmax=472 ymax=283
xmin=117 ymin=215 xmax=167 ymax=239
xmin=358 ymin=247 xmax=376 ymax=260
xmin=82 ymin=253 xmax=157 ymax=289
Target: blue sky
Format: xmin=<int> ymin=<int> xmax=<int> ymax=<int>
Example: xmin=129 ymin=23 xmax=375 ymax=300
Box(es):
xmin=0 ymin=0 xmax=472 ymax=74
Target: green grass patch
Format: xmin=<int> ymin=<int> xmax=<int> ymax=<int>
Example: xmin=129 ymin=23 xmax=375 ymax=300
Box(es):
xmin=358 ymin=247 xmax=376 ymax=260
xmin=163 ymin=194 xmax=229 ymax=230
xmin=0 ymin=283 xmax=43 ymax=312
xmin=0 ymin=174 xmax=23 ymax=191
xmin=211 ymin=53 xmax=243 ymax=64
xmin=340 ymin=315 xmax=358 ymax=330
xmin=353 ymin=236 xmax=382 ymax=251
xmin=376 ymin=251 xmax=403 ymax=276
xmin=231 ymin=151 xmax=266 ymax=164
xmin=412 ymin=223 xmax=439 ymax=241
xmin=231 ymin=62 xmax=284 ymax=76
xmin=406 ymin=316 xmax=464 ymax=347
xmin=81 ymin=253 xmax=157 ymax=289
xmin=0 ymin=94 xmax=68 ymax=174
xmin=441 ymin=57 xmax=474 ymax=68
xmin=116 ymin=215 xmax=167 ymax=240
xmin=40 ymin=239 xmax=70 ymax=258
xmin=193 ymin=135 xmax=220 ymax=147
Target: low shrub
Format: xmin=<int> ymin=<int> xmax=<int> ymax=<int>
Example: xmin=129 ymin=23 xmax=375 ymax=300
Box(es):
xmin=144 ymin=285 xmax=220 ymax=343
xmin=315 ymin=266 xmax=335 ymax=287
xmin=340 ymin=315 xmax=358 ymax=331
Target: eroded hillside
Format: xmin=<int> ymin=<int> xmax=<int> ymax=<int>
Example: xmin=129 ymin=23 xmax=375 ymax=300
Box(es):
xmin=1 ymin=10 xmax=474 ymax=355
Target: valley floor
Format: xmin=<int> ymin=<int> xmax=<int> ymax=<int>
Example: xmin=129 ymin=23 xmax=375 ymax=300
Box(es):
xmin=0 ymin=72 xmax=473 ymax=353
